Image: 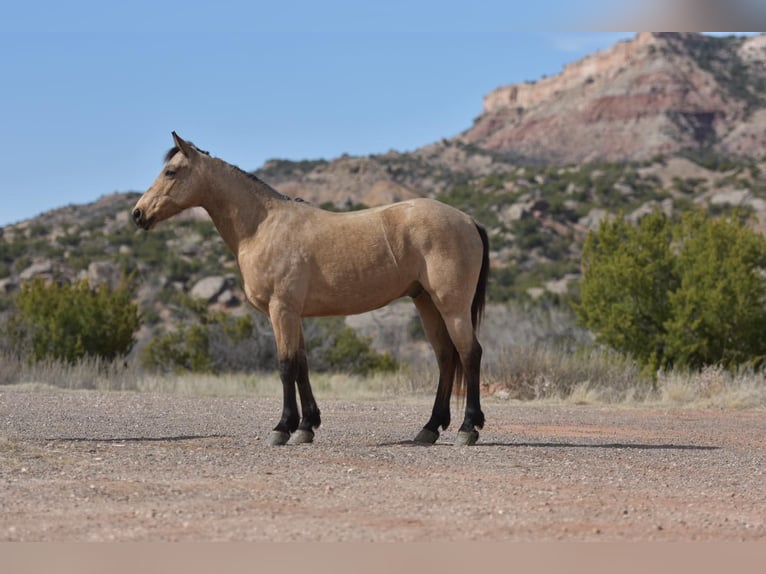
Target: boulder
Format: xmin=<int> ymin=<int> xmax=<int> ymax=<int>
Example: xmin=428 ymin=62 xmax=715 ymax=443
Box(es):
xmin=190 ymin=276 xmax=234 ymax=303
xmin=709 ymin=189 xmax=750 ymax=206
xmin=19 ymin=260 xmax=53 ymax=281
xmin=87 ymin=261 xmax=123 ymax=290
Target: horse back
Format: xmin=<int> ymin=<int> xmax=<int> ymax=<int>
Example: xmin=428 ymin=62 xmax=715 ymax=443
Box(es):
xmin=238 ymin=198 xmax=482 ymax=317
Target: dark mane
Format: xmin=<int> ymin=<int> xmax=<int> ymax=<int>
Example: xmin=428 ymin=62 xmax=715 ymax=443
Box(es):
xmin=233 ymin=164 xmax=293 ymax=201
xmin=164 ymin=142 xmax=303 ymax=203
xmin=163 ymin=143 xmax=210 ymax=163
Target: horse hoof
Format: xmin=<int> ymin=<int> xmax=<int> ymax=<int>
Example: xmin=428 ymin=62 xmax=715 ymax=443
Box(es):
xmin=414 ymin=428 xmax=439 ymax=444
xmin=267 ymin=431 xmax=291 ymax=446
xmin=290 ymin=429 xmax=315 ymax=444
xmin=455 ymin=430 xmax=479 ymax=446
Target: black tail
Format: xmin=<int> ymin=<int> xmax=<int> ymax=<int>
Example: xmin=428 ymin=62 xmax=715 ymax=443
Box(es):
xmin=471 ymin=223 xmax=490 ymax=331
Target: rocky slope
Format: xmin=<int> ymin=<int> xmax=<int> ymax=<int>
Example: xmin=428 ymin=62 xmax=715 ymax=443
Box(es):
xmin=3 ymin=33 xmax=766 ymax=362
xmin=463 ymin=32 xmax=766 ymax=163
xmin=257 ymin=33 xmax=766 ymax=205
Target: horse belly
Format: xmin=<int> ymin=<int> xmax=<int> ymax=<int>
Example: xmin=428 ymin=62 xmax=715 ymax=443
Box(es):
xmin=302 ymin=251 xmax=414 ymax=317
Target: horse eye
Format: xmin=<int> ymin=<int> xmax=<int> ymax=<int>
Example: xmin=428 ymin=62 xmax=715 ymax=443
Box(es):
xmin=165 ymin=169 xmax=177 ymax=178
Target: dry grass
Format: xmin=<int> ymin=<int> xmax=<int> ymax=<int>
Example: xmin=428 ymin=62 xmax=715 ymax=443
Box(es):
xmin=654 ymin=365 xmax=766 ymax=409
xmin=132 ymin=370 xmax=427 ymax=399
xmin=485 ymin=345 xmax=648 ymax=402
xmin=0 ymin=354 xmax=139 ymax=392
xmin=484 ymin=345 xmax=766 ymax=409
xmin=0 ymin=352 xmax=431 ymax=399
xmin=2 ymin=350 xmax=764 ymax=409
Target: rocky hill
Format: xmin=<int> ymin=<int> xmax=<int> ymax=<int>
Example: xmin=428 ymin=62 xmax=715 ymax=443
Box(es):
xmin=259 ymin=33 xmax=766 ymax=203
xmin=3 ymin=32 xmax=766 ymax=362
xmin=464 ymin=33 xmax=766 ymax=163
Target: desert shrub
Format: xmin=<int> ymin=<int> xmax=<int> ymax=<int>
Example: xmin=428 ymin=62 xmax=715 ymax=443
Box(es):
xmin=6 ymin=277 xmax=139 ymax=363
xmin=305 ymin=317 xmax=398 ymax=376
xmin=141 ymin=312 xmax=397 ymax=376
xmin=487 ymin=265 xmax=520 ymax=302
xmin=141 ymin=311 xmax=274 ymax=374
xmin=141 ymin=323 xmax=212 ymax=373
xmin=577 ymin=209 xmax=766 ymax=373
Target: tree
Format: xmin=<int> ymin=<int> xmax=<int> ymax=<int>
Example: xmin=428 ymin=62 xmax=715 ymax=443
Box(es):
xmin=665 ymin=211 xmax=766 ymax=369
xmin=576 ymin=210 xmax=766 ymax=373
xmin=8 ymin=277 xmax=140 ymax=363
xmin=577 ymin=210 xmax=676 ymax=373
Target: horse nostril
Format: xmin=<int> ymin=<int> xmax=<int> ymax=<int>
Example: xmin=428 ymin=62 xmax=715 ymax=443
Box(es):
xmin=132 ymin=208 xmax=142 ymax=223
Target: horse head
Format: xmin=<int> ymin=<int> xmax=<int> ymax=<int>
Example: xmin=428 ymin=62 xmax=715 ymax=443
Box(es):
xmin=132 ymin=132 xmax=207 ymax=230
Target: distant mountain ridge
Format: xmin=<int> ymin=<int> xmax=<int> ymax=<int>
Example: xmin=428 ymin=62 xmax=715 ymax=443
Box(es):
xmin=460 ymin=33 xmax=766 ymax=163
xmin=258 ymin=32 xmax=766 ymax=206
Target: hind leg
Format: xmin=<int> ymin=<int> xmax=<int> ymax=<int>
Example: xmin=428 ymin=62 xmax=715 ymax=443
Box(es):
xmin=412 ymin=292 xmax=457 ymax=444
xmin=456 ymin=336 xmax=484 ymax=445
xmin=442 ymin=312 xmax=485 ymax=446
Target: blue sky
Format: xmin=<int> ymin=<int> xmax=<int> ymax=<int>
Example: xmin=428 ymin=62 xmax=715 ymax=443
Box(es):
xmin=0 ymin=1 xmax=743 ymax=226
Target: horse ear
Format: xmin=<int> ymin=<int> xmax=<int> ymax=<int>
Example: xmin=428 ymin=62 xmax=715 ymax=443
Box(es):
xmin=172 ymin=131 xmax=196 ymax=158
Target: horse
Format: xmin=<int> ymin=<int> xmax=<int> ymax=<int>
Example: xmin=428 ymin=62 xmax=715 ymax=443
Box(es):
xmin=133 ymin=132 xmax=489 ymax=446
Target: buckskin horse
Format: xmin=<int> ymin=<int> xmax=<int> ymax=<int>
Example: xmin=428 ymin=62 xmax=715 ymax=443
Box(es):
xmin=133 ymin=132 xmax=489 ymax=446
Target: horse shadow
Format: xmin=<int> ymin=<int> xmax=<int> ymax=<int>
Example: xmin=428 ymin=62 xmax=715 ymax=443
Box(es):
xmin=46 ymin=436 xmax=719 ymax=451
xmin=381 ymin=440 xmax=720 ymax=451
xmin=45 ymin=434 xmax=233 ymax=443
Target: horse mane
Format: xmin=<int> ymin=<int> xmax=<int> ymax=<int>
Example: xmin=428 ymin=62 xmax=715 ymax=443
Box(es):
xmin=164 ymin=143 xmax=210 ymax=163
xmin=232 ymin=165 xmax=293 ymax=202
xmin=164 ymin=143 xmax=301 ymax=203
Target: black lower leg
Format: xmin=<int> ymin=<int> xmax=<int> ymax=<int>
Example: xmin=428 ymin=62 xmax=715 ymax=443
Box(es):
xmin=423 ymin=409 xmax=450 ymax=433
xmin=275 ymin=358 xmax=300 ymax=434
xmin=295 ymin=351 xmax=321 ymax=431
xmin=424 ymin=375 xmax=452 ymax=432
xmin=458 ymin=340 xmax=485 ymax=433
xmin=423 ymin=349 xmax=457 ymax=433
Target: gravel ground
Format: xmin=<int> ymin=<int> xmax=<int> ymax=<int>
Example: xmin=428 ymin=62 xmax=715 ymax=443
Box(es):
xmin=1 ymin=386 xmax=765 ymax=541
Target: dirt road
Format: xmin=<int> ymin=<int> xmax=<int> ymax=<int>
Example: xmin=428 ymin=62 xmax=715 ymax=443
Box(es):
xmin=1 ymin=386 xmax=765 ymax=541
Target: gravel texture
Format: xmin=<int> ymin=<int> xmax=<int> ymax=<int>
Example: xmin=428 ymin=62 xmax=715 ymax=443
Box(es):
xmin=1 ymin=386 xmax=765 ymax=541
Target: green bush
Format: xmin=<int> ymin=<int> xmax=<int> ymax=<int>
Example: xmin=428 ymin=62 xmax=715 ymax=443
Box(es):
xmin=576 ymin=210 xmax=766 ymax=373
xmin=665 ymin=211 xmax=766 ymax=369
xmin=141 ymin=323 xmax=212 ymax=373
xmin=141 ymin=312 xmax=397 ymax=376
xmin=141 ymin=310 xmax=270 ymax=373
xmin=306 ymin=318 xmax=398 ymax=376
xmin=7 ymin=277 xmax=139 ymax=363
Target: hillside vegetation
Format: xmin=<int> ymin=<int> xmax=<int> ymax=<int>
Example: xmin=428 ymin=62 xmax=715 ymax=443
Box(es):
xmin=3 ymin=153 xmax=766 ymax=371
xmin=3 ymin=33 xmax=766 ymax=400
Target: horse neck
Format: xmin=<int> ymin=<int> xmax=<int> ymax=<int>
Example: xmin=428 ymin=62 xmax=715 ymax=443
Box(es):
xmin=197 ymin=160 xmax=279 ymax=254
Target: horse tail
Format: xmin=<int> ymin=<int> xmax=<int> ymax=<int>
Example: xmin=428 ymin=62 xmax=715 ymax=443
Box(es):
xmin=471 ymin=222 xmax=490 ymax=332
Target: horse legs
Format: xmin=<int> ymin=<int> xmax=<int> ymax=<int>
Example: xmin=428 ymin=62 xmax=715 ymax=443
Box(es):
xmin=412 ymin=292 xmax=458 ymax=444
xmin=443 ymin=313 xmax=485 ymax=446
xmin=457 ymin=336 xmax=484 ymax=445
xmin=269 ymin=356 xmax=300 ymax=445
xmin=292 ymin=332 xmax=321 ymax=444
xmin=267 ymin=302 xmax=315 ymax=446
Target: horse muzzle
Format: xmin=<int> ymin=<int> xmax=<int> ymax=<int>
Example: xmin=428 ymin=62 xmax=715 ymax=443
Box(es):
xmin=132 ymin=207 xmax=156 ymax=230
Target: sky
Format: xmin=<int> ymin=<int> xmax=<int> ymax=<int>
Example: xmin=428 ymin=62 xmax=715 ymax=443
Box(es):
xmin=0 ymin=1 xmax=760 ymax=226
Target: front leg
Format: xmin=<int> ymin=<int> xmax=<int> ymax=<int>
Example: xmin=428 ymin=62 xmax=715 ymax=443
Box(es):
xmin=267 ymin=301 xmax=304 ymax=446
xmin=291 ymin=344 xmax=321 ymax=444
xmin=268 ymin=357 xmax=301 ymax=445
